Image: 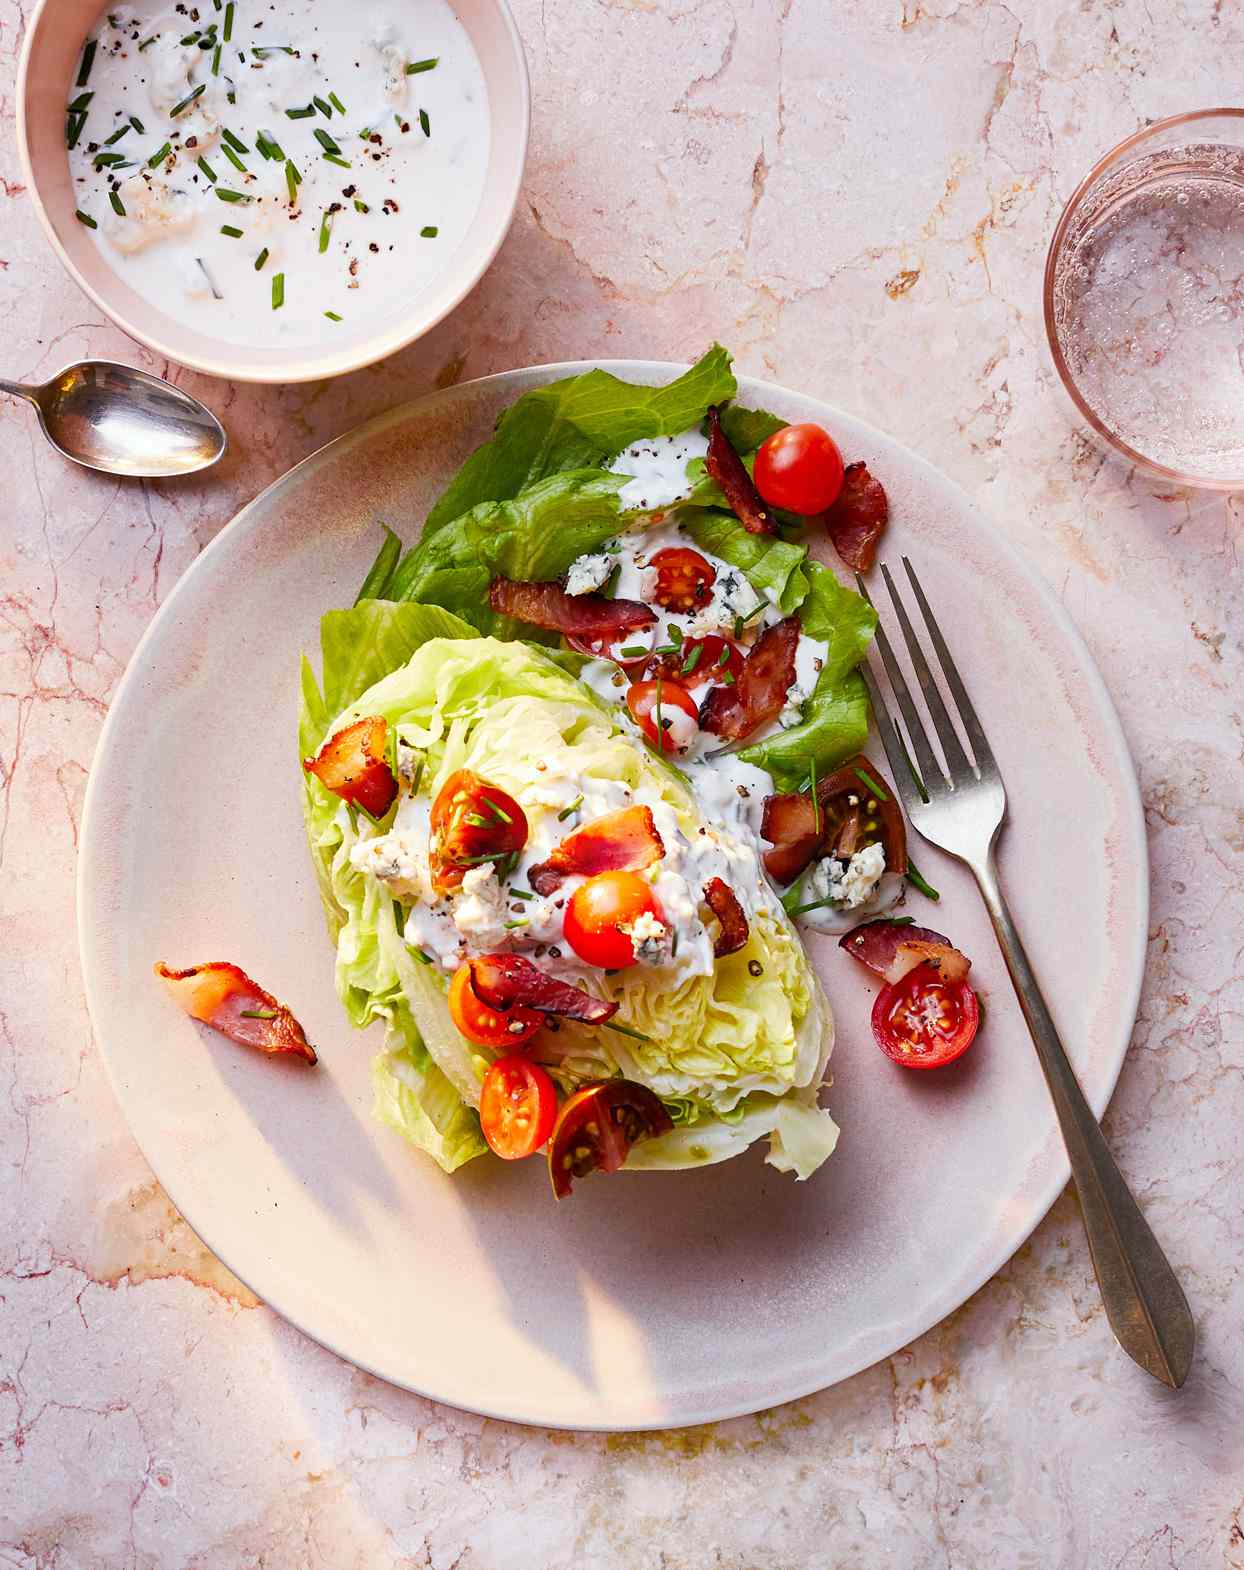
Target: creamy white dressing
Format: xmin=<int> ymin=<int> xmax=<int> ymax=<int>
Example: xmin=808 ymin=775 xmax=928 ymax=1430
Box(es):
xmin=67 ymin=0 xmax=488 ymax=348
xmin=610 ymin=430 xmax=710 ymax=511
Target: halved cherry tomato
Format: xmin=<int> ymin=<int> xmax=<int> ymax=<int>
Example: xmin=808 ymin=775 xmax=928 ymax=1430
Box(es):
xmin=643 ymin=633 xmax=745 ymax=689
xmin=648 ymin=547 xmax=716 ymax=613
xmin=480 ymin=1055 xmax=558 ymax=1159
xmin=871 ymin=961 xmax=979 ymax=1070
xmin=448 ymin=962 xmax=542 ymax=1049
xmin=754 ymin=423 xmax=846 ymax=516
xmin=761 ymin=755 xmax=907 ymax=886
xmin=626 ymin=679 xmax=699 ymax=754
xmin=563 ymin=871 xmax=663 ymax=969
xmin=547 ymin=1080 xmax=674 ymax=1197
xmin=429 ymin=769 xmax=528 ymax=895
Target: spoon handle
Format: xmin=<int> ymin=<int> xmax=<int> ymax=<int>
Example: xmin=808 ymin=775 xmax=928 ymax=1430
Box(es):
xmin=0 ymin=378 xmax=37 ymax=404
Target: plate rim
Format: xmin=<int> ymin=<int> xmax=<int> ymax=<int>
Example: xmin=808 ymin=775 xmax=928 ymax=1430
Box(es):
xmin=78 ymin=359 xmax=1149 ymax=1429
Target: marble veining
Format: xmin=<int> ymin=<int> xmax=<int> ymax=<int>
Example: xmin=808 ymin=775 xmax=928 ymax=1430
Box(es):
xmin=2 ymin=0 xmax=1242 ymax=1564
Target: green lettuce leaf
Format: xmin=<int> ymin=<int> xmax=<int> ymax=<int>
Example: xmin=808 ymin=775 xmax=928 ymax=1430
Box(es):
xmin=738 ymin=563 xmax=877 ymax=790
xmin=626 ymin=1092 xmax=839 ymax=1179
xmin=716 ymin=403 xmax=787 ymax=452
xmin=386 ymin=470 xmax=628 ymax=639
xmin=423 ymin=344 xmax=737 ymax=531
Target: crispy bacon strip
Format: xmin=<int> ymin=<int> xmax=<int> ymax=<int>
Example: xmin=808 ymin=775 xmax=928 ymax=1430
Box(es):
xmin=489 ymin=578 xmax=657 ymax=641
xmin=821 ymin=461 xmax=888 ymax=572
xmin=839 ymin=920 xmax=971 ymax=986
xmin=467 ymin=953 xmax=619 ymax=1024
xmin=303 ymin=716 xmax=397 ymax=819
xmin=705 ymin=405 xmax=776 ymax=535
xmin=759 ymin=792 xmax=822 ymax=885
xmin=700 ymin=616 xmax=800 ymax=742
xmin=528 ymin=805 xmax=665 ymax=895
xmin=702 ymin=877 xmax=749 ymax=957
xmin=155 ymin=961 xmax=317 ymax=1065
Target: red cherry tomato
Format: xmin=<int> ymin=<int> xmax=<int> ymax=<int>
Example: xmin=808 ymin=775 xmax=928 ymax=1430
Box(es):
xmin=563 ymin=871 xmax=663 ymax=969
xmin=754 ymin=423 xmax=846 ymax=516
xmin=448 ymin=963 xmax=542 ymax=1050
xmin=871 ymin=961 xmax=980 ymax=1070
xmin=429 ymin=770 xmax=528 ymax=896
xmin=626 ymin=679 xmax=700 ymax=754
xmin=647 ymin=547 xmax=716 ymax=613
xmin=643 ymin=634 xmax=745 ymax=689
xmin=479 ymin=1055 xmax=559 ymax=1160
xmin=547 ymin=1080 xmax=674 ymax=1197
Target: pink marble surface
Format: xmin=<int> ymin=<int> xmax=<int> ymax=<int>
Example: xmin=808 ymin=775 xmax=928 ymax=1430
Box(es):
xmin=2 ymin=0 xmax=1242 ymax=1564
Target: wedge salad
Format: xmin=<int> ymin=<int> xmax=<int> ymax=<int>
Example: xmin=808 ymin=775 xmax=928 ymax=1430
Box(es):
xmin=295 ymin=346 xmax=981 ymax=1196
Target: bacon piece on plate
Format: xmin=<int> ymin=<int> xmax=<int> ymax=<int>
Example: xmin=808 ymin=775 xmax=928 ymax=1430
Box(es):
xmin=705 ymin=405 xmax=776 ymax=536
xmin=303 ymin=716 xmax=397 ymax=819
xmin=700 ymin=616 xmax=800 ymax=742
xmin=821 ymin=461 xmax=888 ymax=572
xmin=489 ymin=578 xmax=657 ymax=641
xmin=467 ymin=953 xmax=619 ymax=1024
xmin=155 ymin=961 xmax=317 ymax=1065
xmin=839 ymin=920 xmax=971 ymax=986
xmin=702 ymin=877 xmax=749 ymax=957
xmin=528 ymin=805 xmax=665 ymax=895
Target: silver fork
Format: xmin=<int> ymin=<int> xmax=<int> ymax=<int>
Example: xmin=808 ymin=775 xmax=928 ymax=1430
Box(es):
xmin=857 ymin=557 xmax=1195 ymax=1389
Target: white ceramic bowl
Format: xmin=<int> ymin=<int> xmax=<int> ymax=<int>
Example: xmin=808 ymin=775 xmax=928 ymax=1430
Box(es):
xmin=16 ymin=0 xmax=529 ymax=384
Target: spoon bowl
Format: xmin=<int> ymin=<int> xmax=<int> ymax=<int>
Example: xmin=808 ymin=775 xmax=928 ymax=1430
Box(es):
xmin=0 ymin=361 xmax=227 ymax=478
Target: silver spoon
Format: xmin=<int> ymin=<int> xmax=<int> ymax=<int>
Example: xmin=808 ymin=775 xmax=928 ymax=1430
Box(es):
xmin=0 ymin=360 xmax=227 ymax=478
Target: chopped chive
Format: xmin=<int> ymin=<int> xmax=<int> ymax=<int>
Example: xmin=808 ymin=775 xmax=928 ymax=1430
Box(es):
xmin=93 ymin=150 xmax=129 ymax=169
xmin=681 ymin=643 xmax=704 ymax=675
xmin=618 ymin=645 xmax=647 ymax=658
xmin=719 ymin=670 xmax=736 ymax=685
xmin=557 ymin=795 xmax=584 ymax=821
xmin=252 ymin=44 xmax=295 ymax=56
xmin=789 ymin=894 xmax=840 ymax=917
xmin=148 ymin=141 xmax=172 ymax=167
xmin=318 ymin=208 xmax=332 ymax=252
xmin=284 ymin=158 xmax=299 ymax=203
xmin=482 ymin=797 xmax=514 ymax=825
xmin=169 ymin=83 xmax=206 ymax=118
xmin=180 ymin=31 xmax=201 ymax=45
xmin=324 ymin=310 xmax=343 ymax=321
xmin=853 ymin=765 xmax=889 ymax=804
xmin=413 ymin=948 xmax=433 ymax=966
xmin=602 ymin=1020 xmax=653 ymax=1043
xmin=285 ymin=104 xmax=315 ymax=119
xmin=220 ymin=223 xmax=243 ymax=237
xmin=328 ymin=91 xmax=346 ymax=114
xmin=196 ymin=154 xmax=217 ymax=182
xmin=129 ymin=114 xmax=145 ymax=133
xmin=77 ymin=38 xmax=97 ymax=86
xmin=313 ymin=95 xmax=334 ymax=117
xmin=504 ymin=918 xmax=529 ymax=930
xmin=223 ymin=1 xmax=234 ymax=41
xmin=405 ymin=57 xmax=438 ymax=74
xmin=392 ymin=899 xmax=406 ymax=936
xmin=809 ymin=757 xmax=820 ymax=836
xmin=353 ymin=197 xmax=369 ymax=213
xmin=463 ymin=812 xmax=490 ymax=829
xmin=109 ymin=189 xmax=126 ymax=216
xmin=906 ymin=860 xmax=940 ymax=902
xmin=74 ymin=208 xmax=97 ymax=228
xmin=323 ymin=153 xmax=352 ymax=169
xmin=313 ymin=127 xmax=341 ymax=155
xmin=240 ymin=1007 xmax=278 ymax=1020
xmin=221 ymin=128 xmax=249 ymax=154
xmin=67 ymin=114 xmax=86 ymax=146
xmin=254 ymin=246 xmax=269 ymax=270
xmin=255 ymin=130 xmax=285 ymax=160
xmin=509 ymin=888 xmax=535 ymax=902
xmin=103 ymin=122 xmax=130 ymax=147
xmin=221 ymin=143 xmax=247 ymax=173
xmin=215 ymin=186 xmax=251 ymax=203
xmin=67 ymin=90 xmax=94 ymax=113
xmin=211 ymin=43 xmax=222 ymax=74
xmin=271 ymin=271 xmax=285 ymax=309
xmin=138 ymin=35 xmax=157 ymax=50
xmin=418 ymin=108 xmax=430 ymax=137
xmin=420 ymin=224 xmax=438 ymax=238
xmin=717 ymin=644 xmax=731 ymax=666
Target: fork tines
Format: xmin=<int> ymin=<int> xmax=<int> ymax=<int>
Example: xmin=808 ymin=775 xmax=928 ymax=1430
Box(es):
xmin=856 ymin=558 xmax=1000 ymax=803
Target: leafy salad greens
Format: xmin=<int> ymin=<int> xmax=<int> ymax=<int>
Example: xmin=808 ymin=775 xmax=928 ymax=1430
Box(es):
xmin=300 ymin=346 xmax=879 ymax=1181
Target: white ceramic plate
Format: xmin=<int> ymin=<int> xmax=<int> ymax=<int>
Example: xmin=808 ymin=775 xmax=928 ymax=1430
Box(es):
xmin=78 ymin=362 xmax=1147 ymax=1430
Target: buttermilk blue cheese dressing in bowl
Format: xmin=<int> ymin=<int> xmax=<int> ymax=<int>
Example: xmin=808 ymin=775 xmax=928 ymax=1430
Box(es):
xmin=18 ymin=0 xmax=527 ymax=381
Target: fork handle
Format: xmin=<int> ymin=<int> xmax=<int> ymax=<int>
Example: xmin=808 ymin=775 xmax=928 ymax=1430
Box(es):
xmin=972 ymin=852 xmax=1195 ymax=1388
